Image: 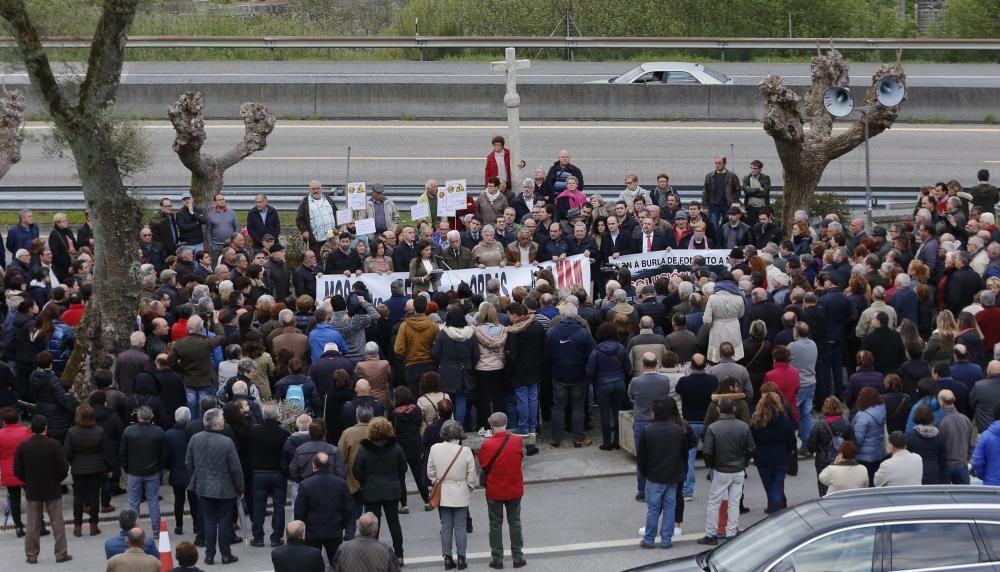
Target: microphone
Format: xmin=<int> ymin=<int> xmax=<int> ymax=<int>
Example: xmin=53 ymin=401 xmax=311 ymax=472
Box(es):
xmin=434 ymin=254 xmax=454 ymax=272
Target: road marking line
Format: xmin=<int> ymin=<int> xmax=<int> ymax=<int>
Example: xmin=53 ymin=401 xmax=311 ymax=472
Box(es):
xmin=251 ymin=533 xmax=704 ymax=571
xmin=22 ymin=123 xmax=1000 ymax=133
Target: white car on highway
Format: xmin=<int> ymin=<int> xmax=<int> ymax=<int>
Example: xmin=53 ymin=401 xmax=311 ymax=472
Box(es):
xmin=590 ymin=62 xmax=733 ymax=85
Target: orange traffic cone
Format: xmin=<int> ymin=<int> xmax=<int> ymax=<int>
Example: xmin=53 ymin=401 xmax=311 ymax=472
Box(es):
xmin=158 ymin=520 xmax=173 ymax=572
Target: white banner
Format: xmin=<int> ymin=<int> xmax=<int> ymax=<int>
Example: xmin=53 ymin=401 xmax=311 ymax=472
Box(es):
xmin=317 ymin=254 xmax=592 ymax=305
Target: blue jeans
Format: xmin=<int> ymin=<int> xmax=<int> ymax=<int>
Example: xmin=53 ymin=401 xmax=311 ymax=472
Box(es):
xmin=551 ymin=382 xmax=587 ymax=443
xmin=251 ymin=471 xmax=286 ymax=543
xmin=945 ymin=463 xmax=971 ymax=485
xmin=683 ymin=423 xmax=705 ymax=498
xmin=514 ymin=385 xmax=539 ymax=435
xmin=643 ymin=481 xmax=677 ymax=548
xmin=709 ymin=206 xmax=727 ymax=236
xmin=634 ymin=419 xmax=650 ymax=496
xmin=185 ymin=385 xmax=217 ymax=419
xmin=594 ymin=380 xmax=625 ymax=446
xmin=448 ymin=392 xmax=468 ymax=431
xmin=796 ymin=384 xmax=816 ymax=447
xmin=757 ymin=463 xmax=787 ymax=514
xmin=127 ymin=474 xmax=161 ymax=534
xmin=201 ymin=496 xmax=234 ymax=559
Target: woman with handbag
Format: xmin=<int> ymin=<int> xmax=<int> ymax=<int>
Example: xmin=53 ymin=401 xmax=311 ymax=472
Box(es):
xmin=427 ymin=420 xmax=477 ymax=570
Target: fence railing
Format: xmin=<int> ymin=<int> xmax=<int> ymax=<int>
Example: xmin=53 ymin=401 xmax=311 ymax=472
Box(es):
xmin=0 ymin=184 xmax=918 ymax=214
xmin=0 ymin=36 xmax=996 ymax=52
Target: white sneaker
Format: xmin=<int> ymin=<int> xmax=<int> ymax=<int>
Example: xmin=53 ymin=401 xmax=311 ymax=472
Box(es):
xmin=638 ymin=526 xmax=645 ymax=537
xmin=673 ymin=526 xmax=683 ymax=537
xmin=478 ymin=428 xmax=493 ymax=438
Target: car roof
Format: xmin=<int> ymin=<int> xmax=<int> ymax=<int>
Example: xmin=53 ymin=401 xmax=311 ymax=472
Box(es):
xmin=797 ymin=486 xmax=1000 ymax=527
xmin=638 ymin=62 xmax=706 ymax=73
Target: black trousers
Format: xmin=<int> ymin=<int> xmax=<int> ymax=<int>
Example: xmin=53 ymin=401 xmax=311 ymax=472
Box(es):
xmin=475 ymin=370 xmax=507 ymax=430
xmin=172 ymin=485 xmax=199 ymax=533
xmin=366 ymin=500 xmax=403 ymax=558
xmin=6 ymin=486 xmax=22 ymax=526
xmin=399 ymin=453 xmax=428 ymax=506
xmin=307 ymin=537 xmax=342 ymax=567
xmin=71 ymin=473 xmax=103 ymax=525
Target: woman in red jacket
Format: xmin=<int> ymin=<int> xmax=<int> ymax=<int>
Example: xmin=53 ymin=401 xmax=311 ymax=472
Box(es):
xmin=485 ymin=135 xmax=513 ymax=196
xmin=0 ymin=407 xmax=33 ymax=537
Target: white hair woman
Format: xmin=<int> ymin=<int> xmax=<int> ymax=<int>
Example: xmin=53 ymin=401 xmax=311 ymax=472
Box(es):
xmin=426 ymin=420 xmax=477 ymax=569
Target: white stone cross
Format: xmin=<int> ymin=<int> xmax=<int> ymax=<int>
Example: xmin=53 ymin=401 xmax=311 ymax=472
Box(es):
xmin=490 ymin=47 xmax=530 ymax=190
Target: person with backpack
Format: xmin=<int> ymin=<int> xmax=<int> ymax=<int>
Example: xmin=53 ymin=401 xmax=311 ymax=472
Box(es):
xmin=807 ymin=396 xmax=854 ymax=496
xmin=274 ymin=357 xmax=321 ymax=415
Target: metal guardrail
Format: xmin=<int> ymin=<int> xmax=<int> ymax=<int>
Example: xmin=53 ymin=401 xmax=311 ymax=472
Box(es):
xmin=0 ymin=185 xmax=917 ymax=214
xmin=0 ymin=36 xmax=996 ymax=51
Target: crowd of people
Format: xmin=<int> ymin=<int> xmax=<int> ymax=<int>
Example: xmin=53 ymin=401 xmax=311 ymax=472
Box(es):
xmin=0 ymin=140 xmax=999 ymax=568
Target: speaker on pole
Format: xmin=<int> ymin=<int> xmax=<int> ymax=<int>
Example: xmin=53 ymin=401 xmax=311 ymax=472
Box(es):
xmin=875 ymin=74 xmax=906 ymax=107
xmin=822 ymin=87 xmax=855 ymax=118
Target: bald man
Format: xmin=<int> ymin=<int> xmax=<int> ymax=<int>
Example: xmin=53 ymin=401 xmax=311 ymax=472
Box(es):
xmin=937 ymin=388 xmax=975 ymax=484
xmin=293 ymin=452 xmax=352 ymax=566
xmin=271 ymin=520 xmax=324 ymax=572
xmin=106 ymin=528 xmax=159 ymax=572
xmin=339 ymin=379 xmax=385 ymax=429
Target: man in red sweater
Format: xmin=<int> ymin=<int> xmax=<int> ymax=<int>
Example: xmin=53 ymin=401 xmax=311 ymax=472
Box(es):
xmin=59 ymin=292 xmax=85 ymax=328
xmin=477 ymin=412 xmax=525 ymax=569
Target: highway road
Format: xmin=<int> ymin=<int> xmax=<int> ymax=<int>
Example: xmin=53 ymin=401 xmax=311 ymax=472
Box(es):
xmin=2 ymin=61 xmax=1000 ymax=86
xmin=3 ymin=120 xmax=997 ymax=192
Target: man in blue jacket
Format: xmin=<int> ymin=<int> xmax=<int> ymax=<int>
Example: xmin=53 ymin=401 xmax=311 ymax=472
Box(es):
xmin=104 ymin=509 xmax=158 ymax=559
xmin=307 ymin=308 xmax=348 ymax=362
xmin=973 ymin=403 xmax=1000 ymax=486
xmin=546 ymin=304 xmax=594 ymax=448
xmin=5 ymin=208 xmax=38 ymax=268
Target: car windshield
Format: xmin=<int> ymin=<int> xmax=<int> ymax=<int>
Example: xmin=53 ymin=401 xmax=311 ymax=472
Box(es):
xmin=707 ymin=509 xmax=812 ymax=572
xmin=702 ymin=66 xmax=731 ymax=83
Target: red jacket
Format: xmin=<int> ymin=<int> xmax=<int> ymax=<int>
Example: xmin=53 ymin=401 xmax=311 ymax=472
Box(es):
xmin=171 ymin=318 xmax=189 ymax=342
xmin=0 ymin=423 xmax=31 ymax=486
xmin=60 ymin=303 xmax=85 ymax=328
xmin=485 ymin=148 xmax=513 ymax=189
xmin=477 ymin=431 xmax=523 ymax=501
xmin=764 ymin=361 xmax=801 ymax=423
xmin=977 ymin=306 xmax=1000 ymax=357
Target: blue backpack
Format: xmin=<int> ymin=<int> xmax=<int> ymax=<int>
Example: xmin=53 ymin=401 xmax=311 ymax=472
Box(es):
xmin=285 ymin=384 xmax=305 ymax=410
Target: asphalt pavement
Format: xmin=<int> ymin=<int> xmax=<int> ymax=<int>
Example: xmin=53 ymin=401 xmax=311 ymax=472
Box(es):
xmin=4 ymin=120 xmax=998 ymax=192
xmin=2 ymin=61 xmax=998 ymax=87
xmin=0 ymin=422 xmax=824 ymax=572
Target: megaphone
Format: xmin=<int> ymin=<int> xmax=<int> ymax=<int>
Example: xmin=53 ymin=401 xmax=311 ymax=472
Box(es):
xmin=875 ymin=74 xmax=905 ymax=107
xmin=823 ymin=87 xmax=855 ymax=118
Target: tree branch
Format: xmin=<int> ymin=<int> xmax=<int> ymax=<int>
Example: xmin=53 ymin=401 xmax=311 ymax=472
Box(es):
xmin=760 ymin=74 xmax=805 ymax=147
xmin=803 ymin=48 xmax=849 ymax=140
xmin=0 ymin=88 xmax=26 ymax=179
xmin=167 ymin=90 xmax=212 ymax=178
xmin=216 ymin=101 xmax=276 ymax=171
xmin=821 ymin=62 xmax=907 ymax=162
xmin=0 ymin=0 xmax=72 ymax=125
xmin=77 ymin=0 xmax=139 ymax=116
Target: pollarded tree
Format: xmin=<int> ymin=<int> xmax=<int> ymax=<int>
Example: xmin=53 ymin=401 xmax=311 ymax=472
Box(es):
xmin=760 ymin=48 xmax=905 ymax=228
xmin=0 ymin=0 xmax=145 ymax=394
xmin=0 ymin=87 xmax=26 ymax=178
xmin=168 ymin=91 xmax=276 ymax=213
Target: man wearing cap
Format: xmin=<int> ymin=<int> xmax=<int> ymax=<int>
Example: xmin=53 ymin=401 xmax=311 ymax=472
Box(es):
xmin=671 ymin=211 xmax=693 ymax=248
xmin=750 ymin=208 xmax=783 ymax=249
xmin=721 ymin=206 xmax=752 ymax=249
xmin=176 ymin=192 xmax=207 ymax=255
xmin=151 ymin=197 xmax=180 ymax=256
xmin=364 ymin=184 xmax=400 ymax=235
xmin=296 ymin=181 xmax=339 ymax=258
xmin=247 ymin=194 xmax=281 ymax=250
xmin=266 ymin=245 xmax=291 ymax=301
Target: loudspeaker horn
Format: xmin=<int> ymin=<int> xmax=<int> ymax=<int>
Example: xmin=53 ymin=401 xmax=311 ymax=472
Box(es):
xmin=823 ymin=87 xmax=855 ymax=118
xmin=875 ymin=74 xmax=905 ymax=107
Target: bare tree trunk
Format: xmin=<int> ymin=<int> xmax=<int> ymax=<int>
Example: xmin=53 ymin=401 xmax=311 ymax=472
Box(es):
xmin=0 ymin=0 xmax=143 ymax=395
xmin=760 ymin=48 xmax=905 ymax=228
xmin=0 ymin=88 xmax=26 ymax=179
xmin=168 ymin=91 xmax=275 ymax=213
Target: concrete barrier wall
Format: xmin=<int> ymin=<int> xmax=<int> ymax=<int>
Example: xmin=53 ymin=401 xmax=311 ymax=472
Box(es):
xmin=19 ymin=82 xmax=1000 ymax=122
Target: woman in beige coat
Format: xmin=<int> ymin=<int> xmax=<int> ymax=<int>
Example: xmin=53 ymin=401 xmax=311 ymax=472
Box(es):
xmin=818 ymin=440 xmax=870 ymax=496
xmin=426 ymin=420 xmax=477 ymax=570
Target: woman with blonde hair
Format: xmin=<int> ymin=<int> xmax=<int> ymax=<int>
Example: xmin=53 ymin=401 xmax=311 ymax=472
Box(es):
xmin=750 ymin=392 xmax=796 ymax=514
xmin=473 ymin=302 xmax=507 ymax=433
xmin=924 ymin=309 xmax=958 ymax=365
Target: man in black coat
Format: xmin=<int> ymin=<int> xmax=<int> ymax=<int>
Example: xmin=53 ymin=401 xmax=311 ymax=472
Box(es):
xmin=176 ymin=192 xmax=207 ymax=253
xmin=247 ymin=194 xmax=282 ymax=250
xmin=747 ymin=288 xmax=783 ymax=343
xmin=636 ymin=400 xmax=689 ymax=549
xmin=543 ymin=150 xmax=585 ymax=201
xmin=271 ymin=520 xmax=324 ymax=572
xmin=861 ymin=311 xmax=908 ymax=376
xmin=750 ymin=208 xmax=784 ymax=249
xmin=250 ymin=404 xmax=291 ymax=548
xmin=946 ymin=251 xmax=984 ymax=316
xmin=14 ymin=415 xmax=72 ymax=564
xmin=635 ymin=286 xmax=668 ymax=333
xmin=293 ymin=452 xmax=353 ymax=567
xmin=293 ymin=250 xmax=321 ymax=299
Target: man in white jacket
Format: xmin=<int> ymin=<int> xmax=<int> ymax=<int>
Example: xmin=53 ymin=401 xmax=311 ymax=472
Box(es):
xmin=874 ymin=431 xmax=923 ymax=487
